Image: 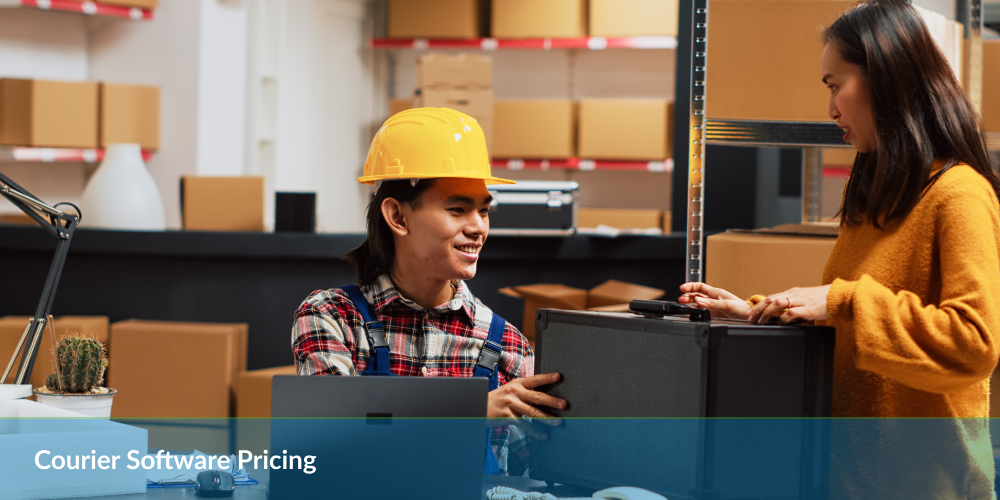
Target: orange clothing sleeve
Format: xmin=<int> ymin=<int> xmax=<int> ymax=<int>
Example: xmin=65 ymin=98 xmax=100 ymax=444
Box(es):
xmin=827 ymin=187 xmax=1000 ymax=394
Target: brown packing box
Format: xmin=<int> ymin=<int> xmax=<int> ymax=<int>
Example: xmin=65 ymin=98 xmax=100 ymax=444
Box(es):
xmin=492 ymin=0 xmax=587 ymax=39
xmin=0 ymin=316 xmax=109 ymax=390
xmin=589 ymin=0 xmax=679 ymax=37
xmin=181 ymin=176 xmax=266 ymax=232
xmin=97 ymin=0 xmax=158 ymax=8
xmin=982 ymin=40 xmax=1000 ymax=133
xmin=706 ymin=0 xmax=855 ymax=121
xmin=389 ymin=98 xmax=414 ymax=117
xmin=823 ymin=148 xmax=856 ymax=167
xmin=706 ymin=226 xmax=838 ymax=302
xmin=578 ymin=99 xmax=673 ymax=161
xmin=388 ymin=0 xmax=484 ymax=39
xmin=108 ymin=320 xmax=247 ymax=418
xmin=0 ymin=79 xmax=99 ymax=148
xmin=499 ymin=280 xmax=665 ymax=338
xmin=417 ymin=53 xmax=492 ymax=89
xmin=577 ymin=208 xmax=663 ymax=230
xmin=492 ymin=100 xmax=575 ymax=159
xmin=236 ymin=366 xmax=298 ymax=418
xmin=100 ymin=83 xmax=160 ymax=150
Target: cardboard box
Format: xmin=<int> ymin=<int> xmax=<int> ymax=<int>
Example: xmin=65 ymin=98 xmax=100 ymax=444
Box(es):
xmin=492 ymin=100 xmax=575 ymax=159
xmin=662 ymin=210 xmax=672 ymax=234
xmin=577 ymin=207 xmax=663 ymax=229
xmin=236 ymin=366 xmax=297 ymax=418
xmin=100 ymin=83 xmax=160 ymax=150
xmin=983 ymin=40 xmax=1000 ymax=133
xmin=492 ymin=0 xmax=587 ymax=38
xmin=578 ymin=99 xmax=673 ymax=160
xmin=500 ymin=280 xmax=664 ymax=338
xmin=706 ymin=0 xmax=855 ymax=121
xmin=180 ymin=176 xmax=265 ymax=232
xmin=417 ymin=87 xmax=494 ymax=118
xmin=0 ymin=79 xmax=99 ymax=148
xmin=417 ymin=53 xmax=492 ymax=89
xmin=589 ymin=0 xmax=678 ymax=37
xmin=706 ymin=227 xmax=838 ymax=302
xmin=97 ymin=0 xmax=158 ymax=8
xmin=108 ymin=320 xmax=247 ymax=418
xmin=0 ymin=316 xmax=109 ymax=390
xmin=388 ymin=0 xmax=484 ymax=39
xmin=823 ymin=148 xmax=856 ymax=167
xmin=390 ymin=98 xmax=414 ymax=117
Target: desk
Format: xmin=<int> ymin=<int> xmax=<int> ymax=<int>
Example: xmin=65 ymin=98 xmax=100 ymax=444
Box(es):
xmin=83 ymin=471 xmax=573 ymax=500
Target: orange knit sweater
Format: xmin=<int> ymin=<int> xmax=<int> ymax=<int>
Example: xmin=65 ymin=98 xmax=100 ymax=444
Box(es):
xmin=821 ymin=164 xmax=1000 ymax=498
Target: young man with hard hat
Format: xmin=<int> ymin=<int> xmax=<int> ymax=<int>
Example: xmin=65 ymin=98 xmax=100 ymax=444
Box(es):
xmin=290 ymin=107 xmax=566 ymax=475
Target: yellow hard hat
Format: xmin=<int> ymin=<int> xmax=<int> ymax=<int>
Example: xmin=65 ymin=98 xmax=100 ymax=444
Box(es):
xmin=359 ymin=107 xmax=515 ymax=185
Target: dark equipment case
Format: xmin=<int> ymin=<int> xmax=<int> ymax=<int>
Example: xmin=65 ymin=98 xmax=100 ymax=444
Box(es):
xmin=531 ymin=305 xmax=835 ymax=500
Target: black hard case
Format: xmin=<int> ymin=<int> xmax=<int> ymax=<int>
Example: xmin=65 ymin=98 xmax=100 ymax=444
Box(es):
xmin=531 ymin=308 xmax=836 ymax=499
xmin=487 ymin=181 xmax=577 ymax=233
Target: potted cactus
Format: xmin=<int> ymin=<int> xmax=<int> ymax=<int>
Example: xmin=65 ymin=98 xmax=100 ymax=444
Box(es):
xmin=33 ymin=333 xmax=116 ymax=417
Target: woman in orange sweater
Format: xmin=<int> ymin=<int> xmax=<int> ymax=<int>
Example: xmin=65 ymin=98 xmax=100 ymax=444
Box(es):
xmin=680 ymin=0 xmax=1000 ymax=497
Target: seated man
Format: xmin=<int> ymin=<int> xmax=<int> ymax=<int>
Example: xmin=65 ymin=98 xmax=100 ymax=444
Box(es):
xmin=290 ymin=107 xmax=566 ymax=475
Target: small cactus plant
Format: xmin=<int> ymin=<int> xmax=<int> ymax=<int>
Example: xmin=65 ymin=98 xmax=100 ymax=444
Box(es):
xmin=44 ymin=333 xmax=108 ymax=393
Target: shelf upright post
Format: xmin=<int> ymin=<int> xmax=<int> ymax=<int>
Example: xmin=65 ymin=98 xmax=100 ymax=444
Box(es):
xmin=686 ymin=0 xmax=710 ymax=283
xmin=801 ymin=147 xmax=823 ymax=223
xmin=958 ymin=0 xmax=983 ymax=112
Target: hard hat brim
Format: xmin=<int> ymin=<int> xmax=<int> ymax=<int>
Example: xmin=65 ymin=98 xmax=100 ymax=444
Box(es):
xmin=357 ymin=173 xmax=516 ymax=185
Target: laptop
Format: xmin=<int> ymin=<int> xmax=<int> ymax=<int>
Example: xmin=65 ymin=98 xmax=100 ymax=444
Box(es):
xmin=268 ymin=376 xmax=489 ymax=500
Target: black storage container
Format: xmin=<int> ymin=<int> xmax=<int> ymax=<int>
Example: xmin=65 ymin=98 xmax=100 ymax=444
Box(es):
xmin=487 ymin=180 xmax=577 ymax=235
xmin=531 ymin=308 xmax=835 ymax=499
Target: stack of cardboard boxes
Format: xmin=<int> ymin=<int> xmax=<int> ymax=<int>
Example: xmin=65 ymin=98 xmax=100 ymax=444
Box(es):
xmin=414 ymin=54 xmax=495 ymax=150
xmin=387 ymin=0 xmax=678 ymax=38
xmin=0 ymin=79 xmax=160 ymax=151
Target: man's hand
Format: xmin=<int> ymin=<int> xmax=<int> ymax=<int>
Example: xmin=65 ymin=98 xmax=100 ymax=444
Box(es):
xmin=488 ymin=372 xmax=566 ymax=420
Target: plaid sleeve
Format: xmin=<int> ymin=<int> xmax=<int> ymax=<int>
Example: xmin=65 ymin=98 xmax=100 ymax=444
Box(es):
xmin=290 ymin=290 xmax=358 ymax=376
xmin=497 ymin=321 xmax=534 ymax=386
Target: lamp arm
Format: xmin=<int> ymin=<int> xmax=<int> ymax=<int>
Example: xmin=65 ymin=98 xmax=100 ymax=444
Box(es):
xmin=0 ymin=169 xmax=79 ymax=387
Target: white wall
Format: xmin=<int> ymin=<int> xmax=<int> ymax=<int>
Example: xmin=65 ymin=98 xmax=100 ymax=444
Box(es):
xmin=197 ymin=0 xmax=249 ymax=176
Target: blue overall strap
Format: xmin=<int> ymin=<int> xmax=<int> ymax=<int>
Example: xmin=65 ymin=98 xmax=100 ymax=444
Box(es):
xmin=477 ymin=312 xmax=507 ymax=476
xmin=340 ymin=284 xmax=393 ymax=376
xmin=474 ymin=312 xmax=507 ymax=391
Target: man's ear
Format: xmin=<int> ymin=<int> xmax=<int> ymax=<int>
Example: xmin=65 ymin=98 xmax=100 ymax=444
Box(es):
xmin=381 ymin=198 xmax=408 ymax=236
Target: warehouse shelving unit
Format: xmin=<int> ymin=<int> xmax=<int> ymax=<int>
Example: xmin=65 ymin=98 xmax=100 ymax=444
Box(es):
xmin=0 ymin=146 xmax=153 ymax=163
xmin=491 ymin=158 xmax=673 ymax=172
xmin=679 ymin=0 xmax=986 ymax=283
xmin=0 ymin=0 xmax=153 ymax=20
xmin=371 ymin=36 xmax=677 ymax=50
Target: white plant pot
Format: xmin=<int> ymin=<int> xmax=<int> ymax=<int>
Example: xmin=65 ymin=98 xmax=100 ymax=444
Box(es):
xmin=33 ymin=389 xmax=117 ymax=418
xmin=81 ymin=143 xmax=166 ymax=230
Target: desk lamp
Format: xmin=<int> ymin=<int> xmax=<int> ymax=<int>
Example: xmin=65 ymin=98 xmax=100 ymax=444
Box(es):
xmin=0 ymin=170 xmax=80 ymax=401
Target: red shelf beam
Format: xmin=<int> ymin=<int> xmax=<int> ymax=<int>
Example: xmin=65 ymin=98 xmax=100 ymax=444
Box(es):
xmin=491 ymin=158 xmax=673 ymax=172
xmin=8 ymin=0 xmax=153 ymax=20
xmin=371 ymin=36 xmax=677 ymax=50
xmin=1 ymin=147 xmax=153 ymax=163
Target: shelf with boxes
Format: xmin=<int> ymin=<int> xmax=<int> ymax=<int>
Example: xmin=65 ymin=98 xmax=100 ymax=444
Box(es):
xmin=679 ymin=0 xmax=982 ymax=282
xmin=491 ymin=158 xmax=672 ymax=172
xmin=0 ymin=146 xmax=153 ymax=163
xmin=371 ymin=36 xmax=677 ymax=51
xmin=0 ymin=0 xmax=154 ymax=20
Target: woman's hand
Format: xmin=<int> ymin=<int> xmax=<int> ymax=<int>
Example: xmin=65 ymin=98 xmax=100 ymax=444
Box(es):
xmin=678 ymin=282 xmax=750 ymax=320
xmin=747 ymin=285 xmax=832 ymax=325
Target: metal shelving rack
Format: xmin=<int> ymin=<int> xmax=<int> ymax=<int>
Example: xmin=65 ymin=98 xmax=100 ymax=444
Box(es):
xmin=680 ymin=0 xmax=985 ymax=283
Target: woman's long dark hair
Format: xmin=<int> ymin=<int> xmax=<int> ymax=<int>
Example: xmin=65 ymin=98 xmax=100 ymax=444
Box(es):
xmin=344 ymin=179 xmax=436 ymax=286
xmin=826 ymin=0 xmax=1000 ymax=228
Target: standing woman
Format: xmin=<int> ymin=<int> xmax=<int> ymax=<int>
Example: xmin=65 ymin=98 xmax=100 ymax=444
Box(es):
xmin=680 ymin=0 xmax=1000 ymax=496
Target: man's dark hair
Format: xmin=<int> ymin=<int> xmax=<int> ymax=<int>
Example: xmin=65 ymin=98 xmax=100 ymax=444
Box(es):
xmin=825 ymin=0 xmax=1000 ymax=228
xmin=344 ymin=179 xmax=436 ymax=286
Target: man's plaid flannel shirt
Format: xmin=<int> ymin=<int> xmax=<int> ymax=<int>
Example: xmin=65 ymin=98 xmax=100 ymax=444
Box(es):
xmin=290 ymin=274 xmax=535 ymax=475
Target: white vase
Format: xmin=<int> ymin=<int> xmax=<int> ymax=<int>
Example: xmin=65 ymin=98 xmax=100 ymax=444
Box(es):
xmin=81 ymin=143 xmax=166 ymax=230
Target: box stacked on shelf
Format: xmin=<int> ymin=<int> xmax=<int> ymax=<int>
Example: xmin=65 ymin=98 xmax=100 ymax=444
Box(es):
xmin=0 ymin=79 xmax=99 ymax=148
xmin=492 ymin=0 xmax=587 ymax=38
xmin=100 ymin=83 xmax=160 ymax=150
xmin=388 ymin=0 xmax=486 ymax=39
xmin=180 ymin=176 xmax=266 ymax=232
xmin=578 ymin=99 xmax=673 ymax=160
xmin=589 ymin=0 xmax=679 ymax=37
xmin=492 ymin=100 xmax=576 ymax=159
xmin=415 ymin=53 xmax=494 ymax=149
xmin=983 ymin=40 xmax=1000 ymax=138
